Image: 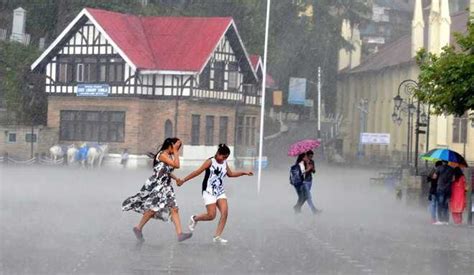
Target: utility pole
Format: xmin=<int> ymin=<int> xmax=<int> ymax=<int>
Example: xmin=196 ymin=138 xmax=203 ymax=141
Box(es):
xmin=317 ymin=66 xmax=321 ymax=139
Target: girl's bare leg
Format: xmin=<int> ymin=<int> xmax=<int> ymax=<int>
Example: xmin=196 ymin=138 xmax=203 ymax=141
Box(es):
xmin=214 ymin=199 xmax=228 ymax=237
xmin=194 ymin=204 xmax=217 ymax=221
xmin=136 ymin=210 xmax=155 ymax=231
xmin=170 ymin=207 xmax=183 ymax=235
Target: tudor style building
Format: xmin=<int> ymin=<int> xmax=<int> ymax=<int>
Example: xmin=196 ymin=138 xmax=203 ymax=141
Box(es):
xmin=31 ymin=8 xmax=262 ymax=164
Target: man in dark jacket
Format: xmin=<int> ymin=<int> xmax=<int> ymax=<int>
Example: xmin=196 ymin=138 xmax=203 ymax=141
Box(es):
xmin=433 ymin=161 xmax=454 ymax=224
xmin=428 ymin=161 xmax=442 ymax=223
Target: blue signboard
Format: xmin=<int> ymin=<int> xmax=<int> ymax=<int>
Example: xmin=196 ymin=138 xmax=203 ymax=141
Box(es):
xmin=288 ymin=77 xmax=306 ymax=105
xmin=77 ymin=84 xmax=110 ymax=97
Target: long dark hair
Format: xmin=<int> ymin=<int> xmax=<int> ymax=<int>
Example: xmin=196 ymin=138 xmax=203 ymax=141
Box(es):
xmin=216 ymin=143 xmax=231 ymax=156
xmin=147 ymin=137 xmax=180 ymax=167
xmin=296 ymin=153 xmax=306 ymax=164
xmin=453 ymin=167 xmax=464 ymax=181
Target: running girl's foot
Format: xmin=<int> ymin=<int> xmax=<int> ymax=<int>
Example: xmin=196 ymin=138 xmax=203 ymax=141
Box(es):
xmin=188 ymin=215 xmax=197 ymax=232
xmin=177 ymin=232 xmax=192 ymax=242
xmin=133 ymin=227 xmax=144 ymax=242
xmin=213 ymin=236 xmax=228 ymax=244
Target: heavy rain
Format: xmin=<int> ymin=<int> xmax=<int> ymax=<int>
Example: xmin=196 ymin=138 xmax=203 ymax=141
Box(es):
xmin=1 ymin=1 xmax=473 ymax=274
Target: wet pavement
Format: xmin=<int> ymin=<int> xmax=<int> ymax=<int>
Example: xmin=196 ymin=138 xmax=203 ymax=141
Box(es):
xmin=1 ymin=164 xmax=473 ymax=274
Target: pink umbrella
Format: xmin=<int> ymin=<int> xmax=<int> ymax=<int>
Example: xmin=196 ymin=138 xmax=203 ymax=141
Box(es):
xmin=288 ymin=139 xmax=321 ymax=157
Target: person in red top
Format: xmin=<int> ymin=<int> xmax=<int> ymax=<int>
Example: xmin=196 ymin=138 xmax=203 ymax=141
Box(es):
xmin=450 ymin=167 xmax=467 ymax=224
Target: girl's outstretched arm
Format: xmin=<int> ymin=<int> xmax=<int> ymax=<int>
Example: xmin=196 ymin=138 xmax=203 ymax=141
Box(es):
xmin=226 ymin=164 xmax=253 ymax=178
xmin=179 ymin=159 xmax=212 ymax=186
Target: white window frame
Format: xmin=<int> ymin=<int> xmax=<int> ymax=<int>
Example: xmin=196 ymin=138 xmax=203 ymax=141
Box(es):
xmin=76 ymin=63 xmax=84 ymax=82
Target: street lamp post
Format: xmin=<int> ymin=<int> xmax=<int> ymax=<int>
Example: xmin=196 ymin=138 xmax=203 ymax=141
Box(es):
xmin=392 ymin=79 xmax=428 ymax=175
xmin=28 ymin=84 xmax=35 ymax=158
xmin=357 ymin=98 xmax=369 ymax=160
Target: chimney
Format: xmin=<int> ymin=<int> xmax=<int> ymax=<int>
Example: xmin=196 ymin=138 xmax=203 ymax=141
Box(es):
xmin=350 ymin=24 xmax=361 ymax=69
xmin=10 ymin=7 xmax=26 ymax=44
xmin=411 ymin=0 xmax=425 ymax=57
xmin=439 ymin=0 xmax=451 ymax=49
xmin=428 ymin=0 xmax=441 ymax=54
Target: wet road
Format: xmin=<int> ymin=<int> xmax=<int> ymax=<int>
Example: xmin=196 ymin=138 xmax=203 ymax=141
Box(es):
xmin=1 ymin=165 xmax=473 ymax=274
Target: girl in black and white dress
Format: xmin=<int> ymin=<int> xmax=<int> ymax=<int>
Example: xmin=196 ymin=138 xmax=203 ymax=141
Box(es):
xmin=177 ymin=144 xmax=253 ymax=244
xmin=122 ymin=138 xmax=192 ymax=243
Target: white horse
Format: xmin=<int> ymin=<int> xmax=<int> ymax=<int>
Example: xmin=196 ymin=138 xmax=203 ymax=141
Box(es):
xmin=49 ymin=145 xmax=63 ymax=162
xmin=86 ymin=144 xmax=109 ymax=168
xmin=66 ymin=144 xmax=78 ymax=165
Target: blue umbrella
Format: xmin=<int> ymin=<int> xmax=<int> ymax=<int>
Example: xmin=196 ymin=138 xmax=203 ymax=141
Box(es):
xmin=421 ymin=148 xmax=468 ymax=167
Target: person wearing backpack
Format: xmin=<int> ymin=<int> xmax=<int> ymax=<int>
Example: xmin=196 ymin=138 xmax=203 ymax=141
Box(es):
xmin=291 ymin=153 xmax=309 ymax=213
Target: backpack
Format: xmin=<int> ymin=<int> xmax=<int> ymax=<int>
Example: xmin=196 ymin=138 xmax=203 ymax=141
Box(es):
xmin=289 ymin=164 xmax=304 ymax=186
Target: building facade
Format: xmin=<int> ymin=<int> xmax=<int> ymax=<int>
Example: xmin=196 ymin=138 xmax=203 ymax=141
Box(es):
xmin=31 ymin=8 xmax=261 ymax=165
xmin=337 ymin=0 xmax=473 ymax=164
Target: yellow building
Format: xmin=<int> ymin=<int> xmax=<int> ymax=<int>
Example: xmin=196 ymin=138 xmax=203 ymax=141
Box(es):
xmin=337 ymin=0 xmax=473 ymax=165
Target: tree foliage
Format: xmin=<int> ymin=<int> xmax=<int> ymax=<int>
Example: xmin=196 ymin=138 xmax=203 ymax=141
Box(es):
xmin=0 ymin=41 xmax=45 ymax=125
xmin=416 ymin=19 xmax=474 ymax=117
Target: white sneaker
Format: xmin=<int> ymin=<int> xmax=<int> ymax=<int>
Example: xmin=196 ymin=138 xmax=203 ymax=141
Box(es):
xmin=213 ymin=236 xmax=228 ymax=244
xmin=188 ymin=215 xmax=197 ymax=232
xmin=433 ymin=221 xmax=444 ymax=225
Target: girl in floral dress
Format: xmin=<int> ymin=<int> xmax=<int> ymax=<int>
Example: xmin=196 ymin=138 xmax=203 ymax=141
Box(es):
xmin=122 ymin=138 xmax=192 ymax=242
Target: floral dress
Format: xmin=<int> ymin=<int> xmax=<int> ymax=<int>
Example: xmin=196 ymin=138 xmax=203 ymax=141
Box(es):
xmin=122 ymin=153 xmax=177 ymax=221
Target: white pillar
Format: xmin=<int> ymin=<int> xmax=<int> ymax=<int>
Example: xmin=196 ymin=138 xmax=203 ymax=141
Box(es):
xmin=411 ymin=0 xmax=425 ymax=58
xmin=428 ymin=0 xmax=441 ymax=54
xmin=10 ymin=7 xmax=26 ymax=43
xmin=439 ymin=0 xmax=451 ymax=49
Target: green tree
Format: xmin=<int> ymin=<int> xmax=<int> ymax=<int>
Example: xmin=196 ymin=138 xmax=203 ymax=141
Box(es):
xmin=416 ymin=19 xmax=474 ymax=117
xmin=0 ymin=41 xmax=44 ymax=125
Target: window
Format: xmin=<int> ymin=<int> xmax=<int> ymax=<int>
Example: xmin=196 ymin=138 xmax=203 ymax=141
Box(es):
xmin=57 ymin=56 xmax=124 ymax=84
xmin=25 ymin=133 xmax=37 ymax=143
xmin=245 ymin=117 xmax=251 ymax=146
xmin=84 ymin=58 xmax=98 ymax=82
xmin=164 ymin=120 xmax=173 ymax=139
xmin=191 ymin=115 xmax=200 ymax=145
xmin=228 ymin=62 xmax=239 ymax=90
xmin=236 ymin=116 xmax=257 ymax=146
xmin=214 ymin=61 xmax=225 ymax=90
xmin=58 ymin=63 xmax=69 ymax=83
xmin=7 ymin=133 xmax=16 ymax=143
xmin=108 ymin=61 xmax=124 ymax=83
xmin=205 ymin=116 xmax=215 ymax=145
xmin=219 ymin=116 xmax=228 ymax=144
xmin=452 ymin=116 xmax=467 ymax=143
xmin=199 ymin=64 xmax=210 ymax=89
xmin=251 ymin=117 xmax=256 ymax=146
xmin=76 ymin=63 xmax=84 ymax=82
xmin=236 ymin=116 xmax=244 ymax=145
xmin=60 ymin=111 xmax=125 ymax=142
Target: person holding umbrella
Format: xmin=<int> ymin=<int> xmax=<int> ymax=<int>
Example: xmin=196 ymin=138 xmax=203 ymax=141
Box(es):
xmin=288 ymin=140 xmax=320 ymax=214
xmin=422 ymin=148 xmax=469 ymax=225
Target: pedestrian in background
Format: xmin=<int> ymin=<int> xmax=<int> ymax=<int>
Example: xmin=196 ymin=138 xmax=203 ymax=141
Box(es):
xmin=433 ymin=161 xmax=454 ymax=225
xmin=302 ymin=150 xmax=319 ymax=214
xmin=428 ymin=161 xmax=442 ymax=224
xmin=450 ymin=167 xmax=467 ymax=225
xmin=291 ymin=153 xmax=309 ymax=213
xmin=120 ymin=148 xmax=129 ymax=168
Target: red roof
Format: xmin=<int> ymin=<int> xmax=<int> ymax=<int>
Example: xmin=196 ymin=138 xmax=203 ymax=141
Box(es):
xmin=249 ymin=55 xmax=261 ymax=71
xmin=86 ymin=8 xmax=233 ymax=72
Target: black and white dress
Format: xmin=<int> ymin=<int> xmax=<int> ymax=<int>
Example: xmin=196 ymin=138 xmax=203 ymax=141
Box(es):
xmin=122 ymin=153 xmax=177 ymax=221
